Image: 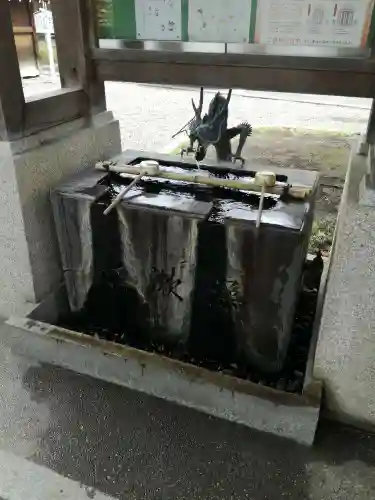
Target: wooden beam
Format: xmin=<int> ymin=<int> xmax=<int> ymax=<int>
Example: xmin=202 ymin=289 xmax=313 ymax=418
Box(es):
xmin=93 ymin=47 xmax=375 ymax=96
xmin=92 ymin=48 xmax=375 ymax=74
xmin=51 ymin=0 xmax=106 ymax=115
xmin=24 ymin=89 xmax=87 ymax=136
xmin=95 ymin=59 xmax=375 ymax=98
xmin=0 ymin=0 xmax=25 ymax=140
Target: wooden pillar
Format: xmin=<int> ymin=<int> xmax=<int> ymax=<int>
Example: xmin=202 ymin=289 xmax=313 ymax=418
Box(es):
xmin=27 ymin=0 xmax=40 ymax=70
xmin=51 ymin=0 xmax=106 ymax=115
xmin=364 ymin=101 xmax=375 ymax=184
xmin=363 ymin=27 xmax=375 ymax=154
xmin=365 ymin=100 xmax=375 ymax=145
xmin=0 ymin=0 xmax=25 ymax=141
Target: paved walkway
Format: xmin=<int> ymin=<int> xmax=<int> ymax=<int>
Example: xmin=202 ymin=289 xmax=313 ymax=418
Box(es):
xmin=0 ymin=320 xmax=374 ymax=500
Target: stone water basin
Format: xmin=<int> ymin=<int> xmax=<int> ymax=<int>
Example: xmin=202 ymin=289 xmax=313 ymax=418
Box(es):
xmin=51 ymin=150 xmax=319 ymax=376
xmin=5 ymin=149 xmax=323 ymax=444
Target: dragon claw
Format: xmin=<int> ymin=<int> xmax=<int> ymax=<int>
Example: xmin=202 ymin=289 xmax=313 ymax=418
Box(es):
xmin=180 ymin=146 xmax=196 ymax=158
xmin=232 ymin=155 xmax=246 ymax=167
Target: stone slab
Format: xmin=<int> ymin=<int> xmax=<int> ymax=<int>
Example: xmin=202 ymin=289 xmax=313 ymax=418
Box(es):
xmin=6 ymin=315 xmax=321 ymax=445
xmin=0 ymin=112 xmax=121 ymax=317
xmin=314 ymin=141 xmax=375 ymax=429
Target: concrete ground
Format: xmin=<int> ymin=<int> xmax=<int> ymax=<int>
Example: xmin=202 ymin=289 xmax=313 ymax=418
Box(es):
xmin=0 ymin=320 xmax=374 ymax=500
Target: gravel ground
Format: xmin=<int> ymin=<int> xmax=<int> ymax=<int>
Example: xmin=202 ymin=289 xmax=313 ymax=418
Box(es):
xmin=23 ymin=76 xmax=372 ymax=151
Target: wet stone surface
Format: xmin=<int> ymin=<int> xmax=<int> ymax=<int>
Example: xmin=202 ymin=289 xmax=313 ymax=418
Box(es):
xmin=59 ymin=278 xmax=318 ymax=394
xmin=51 ymin=152 xmax=320 ymax=376
xmin=59 ymin=234 xmax=323 ymax=393
xmin=56 ymin=158 xmax=321 ymax=394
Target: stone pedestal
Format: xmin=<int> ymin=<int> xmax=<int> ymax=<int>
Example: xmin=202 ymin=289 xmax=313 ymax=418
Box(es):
xmin=314 ymin=141 xmax=375 ymax=429
xmin=0 ymin=111 xmax=121 ymax=317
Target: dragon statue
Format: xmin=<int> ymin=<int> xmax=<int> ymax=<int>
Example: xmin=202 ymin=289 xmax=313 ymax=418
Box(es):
xmin=173 ymin=87 xmax=252 ymax=166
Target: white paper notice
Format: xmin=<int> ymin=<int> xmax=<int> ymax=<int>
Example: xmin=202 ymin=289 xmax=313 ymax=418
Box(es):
xmin=255 ymin=0 xmax=375 ymax=48
xmin=188 ymin=0 xmax=252 ymax=43
xmin=135 ymin=0 xmax=182 ymax=41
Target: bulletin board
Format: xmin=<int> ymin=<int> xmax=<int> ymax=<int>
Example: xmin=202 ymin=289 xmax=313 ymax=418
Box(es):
xmin=94 ymin=0 xmax=375 ymax=49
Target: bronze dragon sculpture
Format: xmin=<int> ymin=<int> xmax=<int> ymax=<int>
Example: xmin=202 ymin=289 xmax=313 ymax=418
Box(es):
xmin=173 ymin=87 xmax=252 ymax=166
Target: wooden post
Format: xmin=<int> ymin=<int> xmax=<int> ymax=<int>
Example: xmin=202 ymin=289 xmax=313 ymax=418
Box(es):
xmin=28 ymin=0 xmax=40 ymax=68
xmin=0 ymin=0 xmax=25 ymax=141
xmin=364 ymin=101 xmax=375 ymax=184
xmin=365 ymin=101 xmax=375 ymax=146
xmin=365 ymin=0 xmax=375 ymax=148
xmin=51 ymin=0 xmax=106 ymax=115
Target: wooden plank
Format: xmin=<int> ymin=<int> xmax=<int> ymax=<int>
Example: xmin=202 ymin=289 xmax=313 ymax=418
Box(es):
xmin=51 ymin=0 xmax=106 ymax=114
xmin=13 ymin=26 xmax=34 ymax=34
xmin=92 ymin=47 xmax=375 ymax=74
xmin=0 ymin=0 xmax=25 ymax=140
xmin=24 ymin=89 xmax=87 ymax=135
xmin=96 ymin=59 xmax=375 ymax=98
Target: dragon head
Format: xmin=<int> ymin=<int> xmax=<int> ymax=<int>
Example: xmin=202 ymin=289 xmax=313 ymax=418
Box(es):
xmin=207 ymin=92 xmax=229 ymax=120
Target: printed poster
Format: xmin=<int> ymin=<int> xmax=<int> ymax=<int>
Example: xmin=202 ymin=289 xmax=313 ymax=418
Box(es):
xmin=188 ymin=0 xmax=252 ymax=43
xmin=135 ymin=0 xmax=182 ymax=40
xmin=255 ymin=0 xmax=375 ymax=48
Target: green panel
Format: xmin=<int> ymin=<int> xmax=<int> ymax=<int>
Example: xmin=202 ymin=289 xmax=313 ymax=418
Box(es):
xmin=96 ymin=0 xmax=254 ymax=43
xmin=98 ymin=24 xmax=114 ymax=39
xmin=95 ymin=0 xmax=115 ymax=39
xmin=367 ymin=2 xmax=375 ymax=47
xmin=181 ymin=0 xmax=189 ymax=42
xmin=249 ymin=0 xmax=257 ymax=43
xmin=112 ymin=0 xmax=136 ymax=39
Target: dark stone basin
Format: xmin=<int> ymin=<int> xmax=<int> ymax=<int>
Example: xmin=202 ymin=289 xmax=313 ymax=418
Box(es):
xmin=52 ymin=150 xmax=318 ymax=375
